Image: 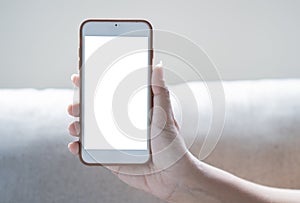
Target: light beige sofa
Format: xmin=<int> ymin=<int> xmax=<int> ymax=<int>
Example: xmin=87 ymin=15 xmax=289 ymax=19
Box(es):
xmin=1 ymin=79 xmax=299 ymax=203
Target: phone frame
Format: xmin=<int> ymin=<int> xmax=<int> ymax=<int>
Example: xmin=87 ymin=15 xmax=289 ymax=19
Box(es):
xmin=79 ymin=19 xmax=153 ymax=165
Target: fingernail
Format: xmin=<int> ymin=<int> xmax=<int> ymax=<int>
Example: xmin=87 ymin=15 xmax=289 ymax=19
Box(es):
xmin=155 ymin=60 xmax=163 ymax=68
xmin=71 ymin=74 xmax=76 ymax=81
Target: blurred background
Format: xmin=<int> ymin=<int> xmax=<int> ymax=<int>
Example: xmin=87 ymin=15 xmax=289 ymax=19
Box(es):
xmin=0 ymin=0 xmax=300 ymax=88
xmin=1 ymin=1 xmax=300 ymax=203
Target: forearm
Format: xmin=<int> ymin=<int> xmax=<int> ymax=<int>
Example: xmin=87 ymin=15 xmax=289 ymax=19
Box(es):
xmin=168 ymin=154 xmax=300 ymax=203
xmin=172 ymin=81 xmax=300 ymax=195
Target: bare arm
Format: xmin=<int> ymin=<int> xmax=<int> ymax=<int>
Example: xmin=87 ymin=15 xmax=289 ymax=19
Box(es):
xmin=170 ymin=155 xmax=300 ymax=203
xmin=167 ymin=81 xmax=300 ymax=203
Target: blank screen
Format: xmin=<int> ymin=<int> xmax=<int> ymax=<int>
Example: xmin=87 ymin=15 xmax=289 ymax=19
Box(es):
xmin=83 ymin=36 xmax=149 ymax=150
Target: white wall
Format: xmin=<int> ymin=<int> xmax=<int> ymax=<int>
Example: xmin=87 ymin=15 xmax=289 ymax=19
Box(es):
xmin=0 ymin=0 xmax=299 ymax=88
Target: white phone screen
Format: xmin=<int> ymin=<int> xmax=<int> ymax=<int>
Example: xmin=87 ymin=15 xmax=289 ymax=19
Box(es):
xmin=83 ymin=35 xmax=149 ymax=151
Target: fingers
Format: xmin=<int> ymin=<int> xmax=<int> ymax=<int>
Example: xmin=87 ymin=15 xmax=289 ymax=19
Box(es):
xmin=68 ymin=74 xmax=80 ymax=117
xmin=71 ymin=74 xmax=80 ymax=87
xmin=151 ymin=62 xmax=176 ymax=128
xmin=68 ymin=74 xmax=80 ymax=156
xmin=68 ymin=141 xmax=79 ymax=155
xmin=68 ymin=121 xmax=80 ymax=137
xmin=67 ymin=103 xmax=80 ymax=117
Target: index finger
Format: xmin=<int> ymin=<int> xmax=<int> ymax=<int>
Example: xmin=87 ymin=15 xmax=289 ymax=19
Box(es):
xmin=71 ymin=74 xmax=80 ymax=87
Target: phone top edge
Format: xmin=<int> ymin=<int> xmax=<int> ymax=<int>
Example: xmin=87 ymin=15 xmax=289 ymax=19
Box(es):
xmin=80 ymin=19 xmax=153 ymax=32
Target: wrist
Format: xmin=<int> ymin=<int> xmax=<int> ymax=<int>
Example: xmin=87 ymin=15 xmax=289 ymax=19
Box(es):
xmin=165 ymin=153 xmax=213 ymax=203
xmin=170 ymin=154 xmax=269 ymax=203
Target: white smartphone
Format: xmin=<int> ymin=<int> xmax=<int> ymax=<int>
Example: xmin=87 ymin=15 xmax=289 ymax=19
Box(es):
xmin=79 ymin=19 xmax=153 ymax=165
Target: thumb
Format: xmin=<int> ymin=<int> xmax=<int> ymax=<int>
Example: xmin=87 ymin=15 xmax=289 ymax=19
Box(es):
xmin=151 ymin=62 xmax=176 ymax=130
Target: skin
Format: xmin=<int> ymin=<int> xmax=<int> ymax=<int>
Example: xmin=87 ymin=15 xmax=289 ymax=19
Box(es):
xmin=67 ymin=64 xmax=300 ymax=203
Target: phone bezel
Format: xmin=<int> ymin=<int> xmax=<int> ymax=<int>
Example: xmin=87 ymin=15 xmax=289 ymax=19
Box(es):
xmin=79 ymin=19 xmax=153 ymax=165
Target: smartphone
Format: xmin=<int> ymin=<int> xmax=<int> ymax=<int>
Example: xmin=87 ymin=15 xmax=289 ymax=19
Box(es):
xmin=79 ymin=19 xmax=153 ymax=165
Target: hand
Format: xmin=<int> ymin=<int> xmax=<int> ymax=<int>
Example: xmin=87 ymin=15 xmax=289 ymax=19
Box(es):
xmin=67 ymin=63 xmax=200 ymax=202
xmin=68 ymin=63 xmax=300 ymax=203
